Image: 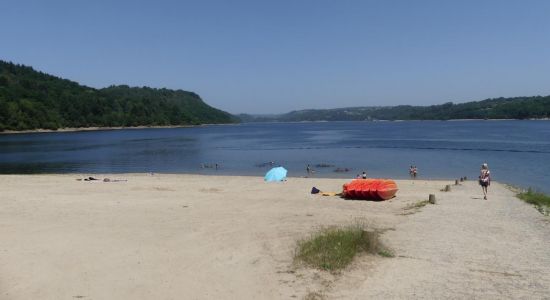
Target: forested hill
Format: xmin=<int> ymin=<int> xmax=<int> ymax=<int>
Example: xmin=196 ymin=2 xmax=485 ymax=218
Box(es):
xmin=0 ymin=60 xmax=237 ymax=131
xmin=238 ymin=96 xmax=550 ymax=122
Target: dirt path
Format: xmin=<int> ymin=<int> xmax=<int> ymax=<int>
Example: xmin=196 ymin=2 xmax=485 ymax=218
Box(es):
xmin=327 ymin=181 xmax=550 ymax=299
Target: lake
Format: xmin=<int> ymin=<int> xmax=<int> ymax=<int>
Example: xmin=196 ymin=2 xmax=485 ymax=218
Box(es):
xmin=0 ymin=120 xmax=549 ymax=193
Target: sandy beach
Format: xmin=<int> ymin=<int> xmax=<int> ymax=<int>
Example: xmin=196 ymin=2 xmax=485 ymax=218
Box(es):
xmin=0 ymin=125 xmax=200 ymax=135
xmin=1 ymin=174 xmax=549 ymax=299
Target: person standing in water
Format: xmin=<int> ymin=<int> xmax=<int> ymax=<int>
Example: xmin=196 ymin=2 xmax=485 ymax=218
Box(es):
xmin=479 ymin=163 xmax=491 ymax=200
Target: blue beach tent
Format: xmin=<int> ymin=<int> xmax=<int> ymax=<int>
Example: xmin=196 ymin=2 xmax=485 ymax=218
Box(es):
xmin=264 ymin=167 xmax=288 ymax=182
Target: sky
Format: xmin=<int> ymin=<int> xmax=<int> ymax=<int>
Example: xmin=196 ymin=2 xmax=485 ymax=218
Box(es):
xmin=1 ymin=0 xmax=550 ymax=114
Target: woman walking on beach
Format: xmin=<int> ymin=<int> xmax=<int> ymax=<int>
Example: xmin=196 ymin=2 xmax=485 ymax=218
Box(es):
xmin=479 ymin=163 xmax=491 ymax=200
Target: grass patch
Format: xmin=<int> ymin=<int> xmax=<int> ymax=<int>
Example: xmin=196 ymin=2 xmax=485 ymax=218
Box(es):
xmin=377 ymin=249 xmax=395 ymax=257
xmin=294 ymin=224 xmax=392 ymax=271
xmin=303 ymin=291 xmax=324 ymax=300
xmin=404 ymin=200 xmax=429 ymax=210
xmin=517 ymin=188 xmax=550 ymax=216
xmin=401 ymin=200 xmax=431 ymax=215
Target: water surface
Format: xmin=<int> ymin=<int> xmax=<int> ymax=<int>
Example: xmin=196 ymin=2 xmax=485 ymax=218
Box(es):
xmin=1 ymin=121 xmax=548 ymax=193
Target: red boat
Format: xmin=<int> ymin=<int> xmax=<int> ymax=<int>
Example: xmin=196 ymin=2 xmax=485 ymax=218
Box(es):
xmin=343 ymin=179 xmax=398 ymax=200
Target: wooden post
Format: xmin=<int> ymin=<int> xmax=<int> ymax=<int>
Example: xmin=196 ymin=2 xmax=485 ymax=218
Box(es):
xmin=455 ymin=179 xmax=459 ymax=185
xmin=445 ymin=185 xmax=451 ymax=192
xmin=429 ymin=194 xmax=436 ymax=204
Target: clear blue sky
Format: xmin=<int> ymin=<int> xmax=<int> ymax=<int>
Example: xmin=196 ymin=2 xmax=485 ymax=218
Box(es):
xmin=2 ymin=0 xmax=550 ymax=114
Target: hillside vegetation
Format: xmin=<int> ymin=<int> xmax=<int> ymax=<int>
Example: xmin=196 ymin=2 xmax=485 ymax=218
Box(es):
xmin=239 ymin=96 xmax=550 ymax=122
xmin=0 ymin=60 xmax=237 ymax=131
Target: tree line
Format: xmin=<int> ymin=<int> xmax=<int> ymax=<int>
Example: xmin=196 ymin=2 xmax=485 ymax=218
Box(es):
xmin=0 ymin=60 xmax=237 ymax=131
xmin=238 ymin=96 xmax=550 ymax=122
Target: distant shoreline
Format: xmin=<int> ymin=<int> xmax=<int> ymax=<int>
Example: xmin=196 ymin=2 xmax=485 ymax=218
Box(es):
xmin=0 ymin=123 xmax=238 ymax=135
xmin=1 ymin=118 xmax=549 ymax=134
xmin=238 ymin=118 xmax=550 ymax=124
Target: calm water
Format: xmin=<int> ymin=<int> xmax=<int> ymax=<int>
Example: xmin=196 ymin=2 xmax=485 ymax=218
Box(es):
xmin=0 ymin=121 xmax=549 ymax=193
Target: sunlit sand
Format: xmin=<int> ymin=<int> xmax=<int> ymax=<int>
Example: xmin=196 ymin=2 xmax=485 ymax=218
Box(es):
xmin=1 ymin=174 xmax=549 ymax=299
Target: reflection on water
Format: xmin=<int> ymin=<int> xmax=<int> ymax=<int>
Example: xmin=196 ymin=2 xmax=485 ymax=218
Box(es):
xmin=0 ymin=121 xmax=549 ymax=193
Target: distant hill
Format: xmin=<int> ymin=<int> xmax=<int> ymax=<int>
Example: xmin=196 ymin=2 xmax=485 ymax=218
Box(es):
xmin=0 ymin=60 xmax=237 ymax=131
xmin=238 ymin=96 xmax=550 ymax=122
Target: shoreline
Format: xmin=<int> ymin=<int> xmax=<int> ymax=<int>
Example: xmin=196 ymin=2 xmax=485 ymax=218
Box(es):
xmin=0 ymin=123 xmax=240 ymax=135
xmin=0 ymin=172 xmax=529 ymax=193
xmin=0 ymin=125 xmax=195 ymax=135
xmin=2 ymin=118 xmax=550 ymax=134
xmin=0 ymin=172 xmax=477 ymax=182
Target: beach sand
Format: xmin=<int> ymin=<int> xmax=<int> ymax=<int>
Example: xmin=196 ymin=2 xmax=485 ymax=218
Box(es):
xmin=1 ymin=174 xmax=549 ymax=299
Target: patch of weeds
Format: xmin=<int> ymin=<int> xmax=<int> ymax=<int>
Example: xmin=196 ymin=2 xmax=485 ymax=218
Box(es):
xmin=404 ymin=200 xmax=429 ymax=210
xmin=303 ymin=291 xmax=324 ymax=300
xmin=517 ymin=188 xmax=550 ymax=216
xmin=294 ymin=224 xmax=392 ymax=272
xmin=377 ymin=249 xmax=395 ymax=257
xmin=401 ymin=200 xmax=432 ymax=216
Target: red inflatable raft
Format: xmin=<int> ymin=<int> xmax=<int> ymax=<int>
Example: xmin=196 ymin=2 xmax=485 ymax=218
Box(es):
xmin=342 ymin=179 xmax=398 ymax=200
